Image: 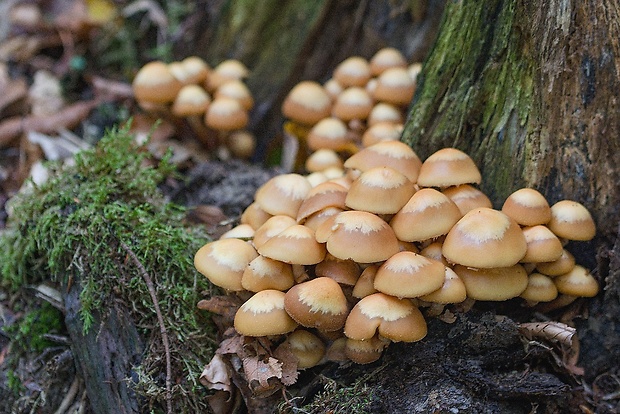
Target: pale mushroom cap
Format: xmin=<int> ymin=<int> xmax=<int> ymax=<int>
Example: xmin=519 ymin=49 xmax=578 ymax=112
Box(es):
xmin=282 ymin=81 xmax=332 ymax=125
xmin=333 ymin=56 xmax=372 ymax=87
xmin=344 ymin=292 xmax=427 ymax=342
xmin=284 ymin=277 xmax=349 ymax=332
xmin=454 ymin=264 xmax=529 ymax=301
xmin=306 ymin=117 xmax=352 ymax=151
xmin=315 ymin=255 xmax=361 ymax=286
xmin=419 ymin=241 xmax=450 ymax=266
xmin=519 ymin=273 xmax=558 ymax=303
xmin=345 ymin=337 xmax=389 ymax=364
xmin=252 ymin=215 xmax=298 ymax=249
xmin=215 ymin=80 xmax=254 ymax=110
xmin=219 ymin=223 xmax=255 ymax=240
xmin=344 ymin=140 xmax=422 ymax=182
xmin=204 ymin=97 xmax=248 ymax=131
xmin=417 ymin=148 xmax=482 ymax=188
xmin=535 ymin=249 xmax=576 ymax=276
xmin=372 ymin=67 xmax=416 ymax=106
xmin=257 ymin=224 xmax=326 ymax=265
xmin=296 ymin=181 xmax=348 ymax=223
xmin=194 ymin=238 xmax=258 ymax=291
xmin=361 ymin=122 xmax=403 ymax=147
xmin=390 ymin=188 xmax=463 ymax=242
xmin=240 ymin=202 xmax=272 ymax=230
xmin=501 ymin=188 xmax=552 ymax=226
xmin=442 ymin=208 xmax=527 ymax=268
xmin=305 ymin=148 xmax=345 ymax=173
xmin=226 ymin=130 xmax=256 ymax=160
xmin=369 ymin=47 xmax=407 ymax=76
xmin=547 ymin=200 xmax=596 ymax=241
xmin=345 ymin=166 xmax=415 ymax=214
xmin=214 ymin=59 xmax=249 ymax=79
xmin=521 ymin=225 xmax=564 ymax=263
xmin=234 ymin=290 xmax=298 ymax=336
xmin=367 ymin=102 xmax=404 ymax=126
xmin=180 ymin=56 xmax=210 ymax=84
xmin=303 ymin=206 xmax=344 ymax=233
xmin=171 ymin=84 xmax=211 ymax=117
xmin=442 ymin=184 xmax=493 ymax=215
xmin=324 ymin=78 xmax=344 ymax=98
xmin=419 ymin=267 xmax=467 ymax=304
xmin=554 ymin=265 xmax=599 ymax=297
xmin=255 ymin=173 xmax=313 ymax=217
xmin=132 ymin=61 xmax=182 ymax=103
xmin=286 ymin=330 xmax=326 ymax=369
xmin=241 ymin=255 xmax=295 ymax=292
xmin=374 ymin=251 xmax=446 ymax=298
xmin=324 ymin=211 xmax=400 ymax=263
xmin=332 ymin=86 xmax=374 ymax=121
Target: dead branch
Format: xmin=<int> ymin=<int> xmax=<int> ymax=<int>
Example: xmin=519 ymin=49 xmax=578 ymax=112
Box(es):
xmin=518 ymin=321 xmax=576 ymax=347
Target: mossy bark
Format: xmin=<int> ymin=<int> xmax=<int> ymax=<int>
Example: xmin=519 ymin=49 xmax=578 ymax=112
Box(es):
xmin=402 ymin=0 xmax=620 ymax=384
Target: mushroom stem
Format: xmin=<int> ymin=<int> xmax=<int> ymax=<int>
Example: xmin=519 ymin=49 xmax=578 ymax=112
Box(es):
xmin=188 ymin=116 xmax=219 ymax=150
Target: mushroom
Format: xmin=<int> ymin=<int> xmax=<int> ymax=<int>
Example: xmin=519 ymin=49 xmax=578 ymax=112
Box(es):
xmin=361 ymin=122 xmax=403 ymax=147
xmin=331 ymin=86 xmax=374 ymax=122
xmin=194 ymin=238 xmax=258 ymax=291
xmin=333 ymin=56 xmax=372 ymax=88
xmin=454 ymin=264 xmax=529 ymax=301
xmin=345 ymin=166 xmax=415 ymax=214
xmin=535 ymin=248 xmax=576 ymax=276
xmin=519 ymin=273 xmax=558 ymax=304
xmin=373 ymin=251 xmax=446 ymax=298
xmin=416 ymin=148 xmax=482 ymax=188
xmin=240 ymin=202 xmax=272 ymax=230
xmin=305 ymin=149 xmax=345 ymax=173
xmin=282 ymin=81 xmax=332 ymax=126
xmin=234 ymin=290 xmax=298 ymax=336
xmin=520 ymin=225 xmax=564 ymax=263
xmin=442 ymin=208 xmax=527 ymax=268
xmin=254 ymin=173 xmax=313 ymax=217
xmin=283 ymin=277 xmax=349 ymax=332
xmin=306 ymin=117 xmax=354 ymax=151
xmin=553 ymin=265 xmax=599 ymax=297
xmin=296 ymin=181 xmax=348 ymax=223
xmin=547 ymin=200 xmax=596 ymax=241
xmin=352 ymin=264 xmax=380 ymax=299
xmin=345 ymin=336 xmax=390 ymax=364
xmin=205 ymin=59 xmax=249 ymax=92
xmin=344 ymin=292 xmax=427 ymax=342
xmin=441 ymin=184 xmax=493 ymax=215
xmin=501 ymin=188 xmax=552 ymax=226
xmin=283 ymin=330 xmax=326 ymax=369
xmin=343 ymin=140 xmax=422 ymax=183
xmin=257 ymin=224 xmax=327 ymax=265
xmin=371 ymin=67 xmax=416 ymax=107
xmin=241 ymin=255 xmax=295 ymax=292
xmin=214 ymin=80 xmax=254 ymax=111
xmin=367 ymin=102 xmax=404 ymax=126
xmin=204 ymin=97 xmax=249 ymax=131
xmin=132 ymin=60 xmax=182 ymax=104
xmin=419 ymin=266 xmax=467 ymax=305
xmin=369 ymin=47 xmax=407 ymax=76
xmin=225 ymin=130 xmax=256 ymax=160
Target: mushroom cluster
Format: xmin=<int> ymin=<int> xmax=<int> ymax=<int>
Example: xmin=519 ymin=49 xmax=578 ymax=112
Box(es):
xmin=132 ymin=57 xmax=256 ymax=160
xmin=194 ymin=142 xmax=599 ymax=370
xmin=280 ymin=47 xmax=422 ymax=173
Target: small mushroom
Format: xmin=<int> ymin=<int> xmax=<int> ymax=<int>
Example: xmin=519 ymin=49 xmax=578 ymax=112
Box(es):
xmin=454 ymin=264 xmax=529 ymax=301
xmin=241 ymin=255 xmax=295 ymax=292
xmin=373 ymin=251 xmax=446 ymax=298
xmin=553 ymin=265 xmax=599 ymax=297
xmin=416 ymin=148 xmax=482 ymax=188
xmin=547 ymin=200 xmax=596 ymax=241
xmin=369 ymin=47 xmax=407 ymax=76
xmin=501 ymin=188 xmax=552 ymax=226
xmin=257 ymin=224 xmax=326 ymax=265
xmin=344 ymin=140 xmax=422 ymax=182
xmin=331 ymin=86 xmax=374 ymax=122
xmin=234 ymin=290 xmax=298 ymax=336
xmin=132 ymin=60 xmax=182 ymax=104
xmin=254 ymin=173 xmax=313 ymax=217
xmin=333 ymin=56 xmax=372 ymax=88
xmin=441 ymin=184 xmax=493 ymax=215
xmin=345 ymin=166 xmax=415 ymax=214
xmin=520 ymin=225 xmax=564 ymax=263
xmin=194 ymin=238 xmax=258 ymax=291
xmin=282 ymin=81 xmax=332 ymax=126
xmin=283 ymin=330 xmax=326 ymax=369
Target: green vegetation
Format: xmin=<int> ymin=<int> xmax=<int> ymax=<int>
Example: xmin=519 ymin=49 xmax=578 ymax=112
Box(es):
xmin=7 ymin=302 xmax=63 ymax=354
xmin=0 ymin=126 xmax=216 ymax=411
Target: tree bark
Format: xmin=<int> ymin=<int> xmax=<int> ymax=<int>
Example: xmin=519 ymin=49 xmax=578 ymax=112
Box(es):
xmin=402 ymin=0 xmax=620 ymax=383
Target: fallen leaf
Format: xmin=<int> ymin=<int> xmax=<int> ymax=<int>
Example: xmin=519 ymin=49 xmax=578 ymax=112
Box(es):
xmin=243 ymin=355 xmax=282 ymax=389
xmin=273 ymin=342 xmax=299 ymax=386
xmin=518 ymin=321 xmax=576 ymax=347
xmin=200 ymin=354 xmax=232 ymax=392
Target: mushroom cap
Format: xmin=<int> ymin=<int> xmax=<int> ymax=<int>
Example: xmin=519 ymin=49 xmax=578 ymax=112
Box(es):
xmin=240 ymin=202 xmax=272 ymax=230
xmin=321 ymin=210 xmax=400 ymax=263
xmin=333 ymin=56 xmax=372 ymax=87
xmin=132 ymin=61 xmax=182 ymax=104
xmin=553 ymin=265 xmax=599 ymax=297
xmin=345 ymin=337 xmax=389 ymax=364
xmin=519 ymin=273 xmax=558 ymax=303
xmin=171 ymin=84 xmax=211 ymax=117
xmin=374 ymin=252 xmax=446 ymax=298
xmin=369 ymin=47 xmax=407 ymax=76
xmin=255 ymin=173 xmax=313 ymax=217
xmin=418 ymin=241 xmax=449 ymax=266
xmin=241 ymin=255 xmax=295 ymax=292
xmin=284 ymin=277 xmax=349 ymax=332
xmin=371 ymin=67 xmax=416 ymax=106
xmin=226 ymin=130 xmax=256 ymax=160
xmin=252 ymin=215 xmax=297 ymax=249
xmin=345 ymin=166 xmax=415 ymax=214
xmin=178 ymin=56 xmax=210 ymax=84
xmin=535 ymin=249 xmax=576 ymax=276
xmin=521 ymin=225 xmax=564 ymax=263
xmin=282 ymin=81 xmax=332 ymax=126
xmin=501 ymin=188 xmax=552 ymax=226
xmin=407 ymin=63 xmax=423 ymax=81
xmin=417 ymin=148 xmax=482 ymax=188
xmin=344 ymin=140 xmax=422 ymax=182
xmin=547 ymin=200 xmax=596 ymax=241
xmin=323 ymin=78 xmax=344 ymax=99
xmin=215 ymin=80 xmax=254 ymax=111
xmin=352 ymin=264 xmax=380 ymax=299
xmin=219 ymin=223 xmax=255 ymax=240
xmin=194 ymin=238 xmax=258 ymax=291
xmin=204 ymin=97 xmax=248 ymax=131
xmin=315 ymin=255 xmax=361 ymax=286
xmin=367 ymin=102 xmax=404 ymax=126
xmin=305 ymin=149 xmax=344 ymax=173
xmin=442 ymin=184 xmax=493 ymax=215
xmin=344 ymin=292 xmax=427 ymax=342
xmin=306 ymin=117 xmax=352 ymax=151
xmin=234 ymin=290 xmax=298 ymax=336
xmin=206 ymin=59 xmax=249 ymax=91
xmin=303 ymin=206 xmax=344 ymax=233
xmin=442 ymin=208 xmax=527 ymax=268
xmin=257 ymin=224 xmax=326 ymax=265
xmin=419 ymin=267 xmax=467 ymax=304
xmin=331 ymin=86 xmax=374 ymax=122
xmin=361 ymin=122 xmax=403 ymax=147
xmin=390 ymin=188 xmax=462 ymax=242
xmin=296 ymin=181 xmax=348 ymax=223
xmin=454 ymin=264 xmax=529 ymax=301
xmin=285 ymin=330 xmax=326 ymax=369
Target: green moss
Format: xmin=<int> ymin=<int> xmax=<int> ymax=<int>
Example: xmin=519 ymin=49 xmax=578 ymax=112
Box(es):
xmin=7 ymin=302 xmax=64 ymax=354
xmin=0 ymin=126 xmax=215 ymax=411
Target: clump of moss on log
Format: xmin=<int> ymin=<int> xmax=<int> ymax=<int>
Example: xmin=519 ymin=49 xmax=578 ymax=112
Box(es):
xmin=0 ymin=126 xmax=216 ymax=411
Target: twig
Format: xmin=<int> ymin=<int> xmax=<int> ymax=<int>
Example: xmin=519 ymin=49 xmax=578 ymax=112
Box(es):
xmin=53 ymin=375 xmax=80 ymax=414
xmin=120 ymin=242 xmax=172 ymax=414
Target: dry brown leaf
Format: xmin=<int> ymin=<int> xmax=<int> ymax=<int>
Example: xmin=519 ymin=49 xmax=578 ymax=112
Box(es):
xmin=273 ymin=342 xmax=299 ymax=386
xmin=217 ymin=334 xmax=245 ymax=356
xmin=200 ymin=354 xmax=233 ymax=392
xmin=519 ymin=321 xmax=576 ymax=347
xmin=0 ymin=77 xmax=27 ymax=115
xmin=197 ymin=295 xmax=241 ymax=316
xmin=243 ymin=355 xmax=282 ymax=389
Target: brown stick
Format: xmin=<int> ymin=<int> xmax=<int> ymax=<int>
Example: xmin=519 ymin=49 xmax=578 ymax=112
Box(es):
xmin=120 ymin=242 xmax=172 ymax=414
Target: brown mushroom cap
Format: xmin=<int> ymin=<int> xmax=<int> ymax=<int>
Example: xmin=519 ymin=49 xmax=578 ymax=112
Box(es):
xmin=369 ymin=47 xmax=407 ymax=76
xmin=442 ymin=208 xmax=527 ymax=268
xmin=132 ymin=60 xmax=182 ymax=104
xmin=535 ymin=249 xmax=576 ymax=276
xmin=215 ymin=80 xmax=254 ymax=111
xmin=371 ymin=67 xmax=416 ymax=106
xmin=367 ymin=103 xmax=404 ymax=126
xmin=282 ymin=81 xmax=332 ymax=126
xmin=204 ymin=97 xmax=248 ymax=131
xmin=419 ymin=267 xmax=467 ymax=304
xmin=352 ymin=264 xmax=380 ymax=299
xmin=252 ymin=215 xmax=297 ymax=249
xmin=226 ymin=130 xmax=256 ymax=160
xmin=519 ymin=273 xmax=558 ymax=303
xmin=418 ymin=241 xmax=450 ymax=266
xmin=361 ymin=122 xmax=403 ymax=147
xmin=257 ymin=224 xmax=326 ymax=265
xmin=345 ymin=336 xmax=390 ymax=364
xmin=390 ymin=188 xmax=462 ymax=242
xmin=417 ymin=148 xmax=482 ymax=188
xmin=206 ymin=59 xmax=249 ymax=91
xmin=285 ymin=330 xmax=326 ymax=369
xmin=255 ymin=173 xmax=313 ymax=217
xmin=501 ymin=188 xmax=552 ymax=226
xmin=345 ymin=166 xmax=415 ymax=214
xmin=520 ymin=225 xmax=564 ymax=263
xmin=171 ymin=84 xmax=211 ymax=117
xmin=374 ymin=252 xmax=446 ymax=298
xmin=333 ymin=56 xmax=372 ymax=87
xmin=219 ymin=223 xmax=255 ymax=240
xmin=553 ymin=265 xmax=599 ymax=297
xmin=240 ymin=202 xmax=272 ymax=230
xmin=306 ymin=117 xmax=353 ymax=151
xmin=331 ymin=86 xmax=374 ymax=122
xmin=305 ymin=149 xmax=345 ymax=173
xmin=234 ymin=290 xmax=298 ymax=336
xmin=296 ymin=181 xmax=348 ymax=223
xmin=321 ymin=210 xmax=400 ymax=263
xmin=315 ymin=254 xmax=361 ymax=286
xmin=284 ymin=277 xmax=349 ymax=332
xmin=454 ymin=264 xmax=529 ymax=301
xmin=194 ymin=238 xmax=258 ymax=291
xmin=344 ymin=292 xmax=427 ymax=342
xmin=178 ymin=56 xmax=210 ymax=84
xmin=241 ymin=255 xmax=295 ymax=292
xmin=547 ymin=200 xmax=596 ymax=241
xmin=344 ymin=140 xmax=422 ymax=182
xmin=442 ymin=184 xmax=493 ymax=215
